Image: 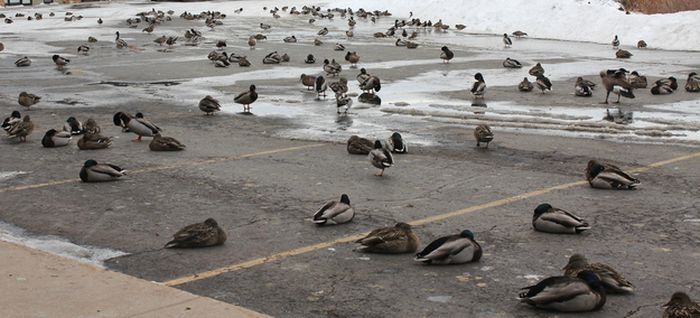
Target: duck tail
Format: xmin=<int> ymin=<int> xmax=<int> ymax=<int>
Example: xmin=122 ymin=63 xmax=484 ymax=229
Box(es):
xmin=113 ymin=112 xmax=124 ymax=126
xmin=164 ymin=240 xmax=180 ymax=248
xmin=575 ymin=224 xmax=591 ymax=233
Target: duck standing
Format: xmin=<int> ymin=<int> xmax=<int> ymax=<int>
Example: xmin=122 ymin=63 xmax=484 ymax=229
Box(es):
xmin=518 ymin=77 xmax=534 ymax=92
xmin=600 ymin=69 xmax=634 ymax=104
xmin=474 ymin=124 xmax=493 ymax=148
xmin=503 ymin=33 xmax=512 ymax=48
xmin=612 ymin=35 xmax=620 ymax=49
xmin=535 ymin=74 xmax=552 ymax=94
xmin=7 ymin=115 xmax=33 ymax=142
xmin=368 ymin=140 xmax=393 ymax=176
xmin=315 ymin=76 xmax=327 ymax=99
xmin=2 ymin=111 xmax=21 ymax=133
xmin=440 ymin=46 xmax=454 ymax=63
xmin=234 ymin=85 xmax=258 ymax=113
xmin=345 ymin=51 xmax=360 ymax=68
xmin=470 ymin=73 xmax=486 ymax=98
xmin=115 ymin=31 xmax=128 ymax=49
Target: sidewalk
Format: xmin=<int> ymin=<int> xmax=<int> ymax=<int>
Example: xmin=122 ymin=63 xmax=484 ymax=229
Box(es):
xmin=0 ymin=241 xmax=269 ymax=318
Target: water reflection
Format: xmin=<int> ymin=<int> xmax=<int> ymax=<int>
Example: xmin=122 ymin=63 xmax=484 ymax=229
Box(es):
xmin=335 ymin=114 xmax=353 ymax=131
xmin=604 ymin=108 xmax=633 ymax=124
xmin=471 ymin=100 xmax=487 ymax=114
xmin=359 ymin=93 xmax=381 ymax=105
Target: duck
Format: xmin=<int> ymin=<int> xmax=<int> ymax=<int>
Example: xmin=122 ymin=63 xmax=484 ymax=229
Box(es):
xmin=470 ymin=73 xmax=486 ymax=98
xmin=532 ymin=203 xmax=590 ymax=234
xmin=247 ymin=36 xmax=256 ymax=49
xmin=455 ymin=24 xmax=466 ymax=30
xmin=612 ymin=35 xmax=620 ymax=49
xmin=88 ymin=36 xmax=98 ymax=43
xmin=395 ymin=38 xmax=407 ymax=47
xmin=317 ymin=27 xmax=328 ymax=36
xmin=165 ymin=218 xmax=226 ymax=248
xmin=41 ymin=129 xmax=72 ymax=148
xmin=686 ymin=72 xmax=700 ymax=92
xmin=113 ymin=112 xmax=161 ymax=141
xmin=535 ymin=74 xmax=552 ymax=93
xmin=385 ymin=132 xmax=407 ymax=153
xmin=616 ymin=49 xmax=632 ymax=59
xmin=300 ymin=74 xmax=316 ymax=90
xmin=254 ymin=34 xmax=267 ymax=40
xmin=52 ymin=54 xmax=70 ymax=67
xmin=663 ymin=292 xmax=700 ymax=318
xmin=79 ymin=160 xmax=125 ymax=182
xmin=529 ymin=63 xmax=544 ymax=77
xmin=345 ymin=51 xmax=360 ymax=68
xmin=314 ymin=38 xmax=323 ymax=46
xmin=414 ymin=230 xmax=482 ymax=265
xmin=440 ymin=46 xmax=454 ymax=63
xmin=503 ymin=33 xmax=512 ymax=48
xmin=77 ymin=44 xmax=90 ymax=55
xmin=312 ymin=194 xmax=355 ymax=225
xmin=199 ymin=95 xmax=221 ymax=115
xmin=2 ymin=111 xmax=22 ymax=133
xmin=283 ymin=35 xmax=297 ymax=43
xmin=315 ymin=76 xmax=327 ymax=98
xmin=518 ymin=77 xmax=534 ymax=92
xmin=97 ymin=17 xmax=103 ymax=24
xmin=474 ymin=124 xmax=494 ymax=148
xmin=346 ymin=30 xmax=354 ymax=38
xmin=7 ymin=115 xmax=33 ymax=142
xmin=115 ymin=31 xmax=128 ymax=49
xmin=502 ymin=57 xmax=522 ymax=68
xmin=406 ymin=41 xmax=419 ymax=49
xmin=77 ymin=133 xmax=112 ymax=150
xmin=360 ymin=74 xmax=381 ymax=94
xmin=18 ymin=92 xmax=41 ymax=108
xmin=357 ymin=68 xmax=371 ymax=85
xmin=260 ymin=23 xmax=271 ymax=30
xmin=334 ymin=43 xmax=346 ymax=51
xmin=305 ymin=54 xmax=316 ymax=64
xmin=142 ymin=24 xmax=155 ymax=34
xmin=336 ymin=95 xmax=352 ymax=114
xmin=563 ymin=254 xmax=634 ymax=294
xmin=655 ymin=77 xmax=679 ymax=91
xmin=165 ymin=36 xmax=178 ymax=48
xmin=651 ymin=83 xmax=674 ymax=95
xmin=585 ymin=159 xmax=640 ymax=189
xmin=15 ymin=56 xmax=31 ymax=67
xmin=628 ymin=71 xmax=647 ymax=88
xmin=512 ymin=30 xmax=528 ymax=38
xmin=323 ymin=59 xmax=342 ymax=77
xmin=149 ymin=134 xmax=186 ymax=151
xmin=637 ymin=40 xmax=647 ymax=48
xmin=600 ymin=69 xmax=634 ymax=104
xmin=368 ymin=140 xmax=393 ymax=176
xmin=329 ymin=77 xmax=349 ymax=97
xmin=234 ymin=84 xmax=258 ymax=113
xmin=519 ymin=271 xmax=606 ymax=312
xmin=63 ymin=117 xmax=84 ymax=135
xmin=575 ymin=77 xmax=594 ymax=97
xmin=238 ymin=56 xmax=251 ymax=67
xmin=262 ymin=51 xmax=281 ymax=64
xmin=355 ymin=222 xmax=419 ymax=253
xmin=347 ymin=135 xmax=374 ymax=154
xmin=83 ymin=118 xmax=101 ymax=135
xmin=216 ymin=39 xmax=227 ymax=49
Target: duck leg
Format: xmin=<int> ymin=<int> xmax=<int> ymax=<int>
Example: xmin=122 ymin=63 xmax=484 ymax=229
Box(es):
xmin=615 ymin=93 xmax=621 ymax=104
xmin=601 ymin=91 xmax=610 ymax=104
xmin=375 ymin=169 xmax=384 ymax=176
xmin=132 ymin=135 xmax=143 ymax=142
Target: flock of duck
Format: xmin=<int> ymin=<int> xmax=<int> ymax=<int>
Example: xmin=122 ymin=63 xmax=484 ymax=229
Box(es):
xmin=1 ymin=4 xmax=699 ymax=317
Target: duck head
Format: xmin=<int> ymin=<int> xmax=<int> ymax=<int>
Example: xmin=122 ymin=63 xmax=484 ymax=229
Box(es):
xmin=665 ymin=292 xmax=693 ymax=307
xmin=340 ymin=194 xmax=350 ymax=205
xmin=83 ymin=159 xmax=98 ymax=168
xmin=459 ymin=229 xmax=474 ymax=240
xmin=249 ymin=84 xmax=256 ymax=92
xmin=395 ymin=222 xmax=412 ymax=231
xmin=474 ymin=73 xmax=484 ymax=82
xmin=204 ymin=218 xmax=219 ymax=227
xmin=373 ymin=140 xmax=382 ymax=149
xmin=533 ymin=203 xmax=553 ymax=218
xmin=11 ymin=110 xmax=21 ymax=119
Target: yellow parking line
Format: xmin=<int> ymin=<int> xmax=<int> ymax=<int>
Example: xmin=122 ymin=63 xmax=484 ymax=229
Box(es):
xmin=163 ymin=150 xmax=700 ymax=287
xmin=0 ymin=143 xmax=326 ymax=193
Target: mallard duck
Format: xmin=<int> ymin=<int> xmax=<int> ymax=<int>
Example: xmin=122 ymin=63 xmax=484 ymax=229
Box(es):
xmin=455 ymin=24 xmax=466 ymax=30
xmin=686 ymin=72 xmax=700 ymax=92
xmin=113 ymin=112 xmax=161 ymax=141
xmin=440 ymin=46 xmax=454 ymax=64
xmin=63 ymin=117 xmax=84 ymax=135
xmin=406 ymin=41 xmax=419 ymax=49
xmin=247 ymin=36 xmax=256 ymax=49
xmin=357 ymin=68 xmax=370 ymax=85
xmin=165 ymin=218 xmax=226 ymax=248
xmin=312 ymin=194 xmax=355 ymax=225
xmin=142 ymin=24 xmax=154 ymax=34
xmin=336 ymin=95 xmax=352 ymax=114
xmin=234 ymin=84 xmax=258 ymax=113
xmin=97 ymin=17 xmax=103 ymax=24
xmin=385 ymin=132 xmax=407 ymax=153
xmin=153 ymin=35 xmax=167 ymax=46
xmin=471 ymin=73 xmax=486 ymax=98
xmin=334 ymin=43 xmax=345 ymax=51
xmin=395 ymin=38 xmax=408 ymax=47
xmin=519 ymin=271 xmax=606 ymax=312
xmin=41 ymin=129 xmax=72 ymax=148
xmin=529 ymin=63 xmax=544 ymax=77
xmin=165 ymin=36 xmax=178 ymax=48
xmin=283 ymin=35 xmax=297 ymax=43
xmin=616 ymin=49 xmax=632 ymax=59
xmin=656 ymin=77 xmax=679 ymax=91
xmin=305 ymin=54 xmax=316 ymax=64
xmin=79 ymin=160 xmax=125 ymax=182
xmin=88 ymin=36 xmax=98 ymax=43
xmin=347 ymin=135 xmax=373 ymax=154
xmin=628 ymin=71 xmax=647 ymax=88
xmin=216 ymin=39 xmax=227 ymax=49
xmin=651 ymin=83 xmax=674 ymax=95
xmin=299 ymin=74 xmax=316 ymax=90
xmin=84 ymin=118 xmax=101 ymax=135
xmin=149 ymin=134 xmax=185 ymax=151
xmin=77 ymin=133 xmax=112 ymax=150
xmin=355 ymin=222 xmax=419 ymax=253
xmin=330 ymin=77 xmax=348 ymax=96
xmin=532 ymin=203 xmax=590 ymax=234
xmin=575 ymin=77 xmax=594 ymax=97
xmin=518 ymin=77 xmax=534 ymax=92
xmin=563 ymin=254 xmax=634 ymax=294
xmin=512 ymin=30 xmax=528 ymax=38
xmin=409 ymin=31 xmax=418 ymax=39
xmin=317 ymin=27 xmax=328 ymax=36
xmin=15 ymin=56 xmax=31 ymax=67
xmin=637 ymin=40 xmax=647 ymax=48
xmin=345 ymin=51 xmax=359 ymax=68
xmin=254 ymin=34 xmax=267 ymax=40
xmin=360 ymin=75 xmax=381 ymax=94
xmin=52 ymin=54 xmax=70 ymax=67
xmin=262 ymin=51 xmax=281 ymax=64
xmin=260 ymin=23 xmax=271 ymax=30
xmin=238 ymin=56 xmax=251 ymax=67
xmin=663 ymin=292 xmax=700 ymax=318
xmin=2 ymin=111 xmax=21 ymax=133
xmin=612 ymin=35 xmax=620 ymax=49
xmin=503 ymin=33 xmax=512 ymax=48
xmin=18 ymin=92 xmax=41 ymax=108
xmin=323 ymin=59 xmax=341 ymax=77
xmin=600 ymin=69 xmax=635 ymax=104
xmin=315 ymin=76 xmax=327 ymax=98
xmin=368 ymin=140 xmax=393 ymax=176
xmin=585 ymin=159 xmax=640 ymax=189
xmin=535 ymin=74 xmax=552 ymax=93
xmin=199 ymin=95 xmax=221 ymax=115
xmin=314 ymin=38 xmax=323 ymax=46
xmin=414 ymin=230 xmax=482 ymax=265
xmin=346 ymin=30 xmax=354 ymax=38
xmin=503 ymin=57 xmax=522 ymax=68
xmin=77 ymin=45 xmax=90 ymax=55
xmin=7 ymin=115 xmax=33 ymax=142
xmin=115 ymin=31 xmax=128 ymax=49
xmin=474 ymin=124 xmax=493 ymax=148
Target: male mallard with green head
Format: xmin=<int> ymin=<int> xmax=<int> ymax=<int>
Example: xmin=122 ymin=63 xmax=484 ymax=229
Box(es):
xmin=312 ymin=194 xmax=355 ymax=225
xmin=532 ymin=203 xmax=590 ymax=234
xmin=79 ymin=160 xmax=125 ymax=182
xmin=585 ymin=159 xmax=639 ymax=189
xmin=368 ymin=140 xmax=393 ymax=176
xmin=415 ymin=230 xmax=482 ymax=265
xmin=519 ymin=271 xmax=606 ymax=312
xmin=41 ymin=129 xmax=72 ymax=148
xmin=114 ymin=112 xmax=161 ymax=141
